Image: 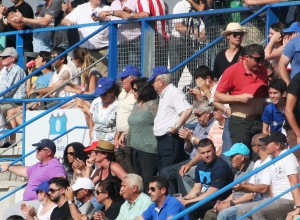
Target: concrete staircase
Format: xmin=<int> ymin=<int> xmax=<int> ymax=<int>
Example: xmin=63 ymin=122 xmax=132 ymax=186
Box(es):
xmin=0 ymin=146 xmax=27 ymax=218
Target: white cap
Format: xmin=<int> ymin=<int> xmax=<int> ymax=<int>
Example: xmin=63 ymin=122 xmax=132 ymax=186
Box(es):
xmin=72 ymin=178 xmax=94 ymax=191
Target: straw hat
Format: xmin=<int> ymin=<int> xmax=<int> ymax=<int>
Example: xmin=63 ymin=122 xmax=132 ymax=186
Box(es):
xmin=221 ymin=23 xmax=247 ymax=37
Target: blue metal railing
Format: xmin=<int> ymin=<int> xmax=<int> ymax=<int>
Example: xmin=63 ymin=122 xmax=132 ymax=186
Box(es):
xmin=170 ymin=144 xmax=300 ymax=219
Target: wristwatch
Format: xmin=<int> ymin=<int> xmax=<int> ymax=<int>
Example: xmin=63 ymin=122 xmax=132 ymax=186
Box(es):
xmin=230 ymin=200 xmax=235 ymax=206
xmin=68 ymin=200 xmax=75 ymax=205
xmin=294 ymin=205 xmax=300 ymax=209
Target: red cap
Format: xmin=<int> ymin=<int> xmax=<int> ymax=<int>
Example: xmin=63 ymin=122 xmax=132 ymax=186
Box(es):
xmin=84 ymin=141 xmax=99 ymax=152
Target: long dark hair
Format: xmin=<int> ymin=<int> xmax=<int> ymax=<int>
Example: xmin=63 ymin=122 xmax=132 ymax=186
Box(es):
xmin=63 ymin=142 xmax=88 ymax=170
xmin=98 ymin=180 xmax=123 ymax=201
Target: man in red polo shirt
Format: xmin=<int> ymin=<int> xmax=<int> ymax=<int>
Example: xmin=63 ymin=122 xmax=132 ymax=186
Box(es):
xmin=214 ymin=44 xmax=268 ymax=152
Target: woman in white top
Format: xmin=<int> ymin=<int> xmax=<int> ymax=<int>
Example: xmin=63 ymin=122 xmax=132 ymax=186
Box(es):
xmin=21 ymin=181 xmax=57 ymax=220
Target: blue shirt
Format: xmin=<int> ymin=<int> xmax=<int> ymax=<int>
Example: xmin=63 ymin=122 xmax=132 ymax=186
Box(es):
xmin=262 ymin=103 xmax=285 ymax=132
xmin=283 ymin=35 xmax=300 ymax=79
xmin=142 ymin=195 xmax=189 ymax=220
xmin=34 ymin=71 xmax=54 ymax=89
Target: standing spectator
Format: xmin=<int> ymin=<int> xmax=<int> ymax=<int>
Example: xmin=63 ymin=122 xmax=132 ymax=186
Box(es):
xmin=236 ymin=132 xmax=300 ymax=220
xmin=264 ymin=22 xmax=285 ymax=73
xmin=0 ymin=139 xmax=67 ymax=219
xmin=65 ymin=178 xmax=95 ymax=220
xmin=80 ymin=77 xmax=119 ymax=143
xmin=137 ymin=176 xmax=189 ymax=220
xmin=48 ymin=177 xmax=72 ymax=220
xmin=0 ymin=0 xmax=33 ymax=52
xmin=101 ymin=0 xmax=169 ymax=66
xmin=61 ymin=0 xmax=110 ymax=76
xmin=65 ymin=48 xmax=102 ymax=94
xmin=262 ymin=79 xmax=287 ymax=134
xmin=128 ymin=78 xmax=158 ymax=191
xmin=10 ymin=0 xmax=68 ymax=51
xmin=21 ymin=181 xmax=57 ymax=220
xmin=278 ymin=21 xmax=300 ymax=85
xmin=98 ymin=0 xmax=141 ymax=70
xmin=169 ymin=0 xmax=206 ymax=86
xmin=214 ymin=44 xmax=268 ymax=150
xmin=213 ymin=22 xmax=246 ymax=80
xmin=62 ymin=142 xmax=88 ymax=185
xmin=93 ymin=180 xmax=124 ymax=220
xmin=114 ymin=65 xmax=140 ymax=173
xmin=148 ymin=66 xmax=192 ymax=172
xmin=0 ymin=47 xmax=26 ymax=147
xmin=115 ymin=174 xmax=152 ymax=220
xmin=285 ymin=71 xmax=300 ymax=162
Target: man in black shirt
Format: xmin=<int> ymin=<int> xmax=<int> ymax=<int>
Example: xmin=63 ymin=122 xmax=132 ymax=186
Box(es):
xmin=48 ymin=177 xmax=73 ymax=220
xmin=0 ymin=0 xmax=33 ymax=52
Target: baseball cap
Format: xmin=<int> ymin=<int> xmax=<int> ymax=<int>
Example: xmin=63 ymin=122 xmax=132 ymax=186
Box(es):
xmin=84 ymin=141 xmax=99 ymax=152
xmin=32 ymin=181 xmax=50 ymax=193
xmin=72 ymin=178 xmax=94 ymax=191
xmin=283 ymin=21 xmax=300 ymax=33
xmin=94 ymin=77 xmax=115 ymax=96
xmin=0 ymin=47 xmax=18 ymax=58
xmin=148 ymin=66 xmax=170 ymax=82
xmin=119 ymin=65 xmax=141 ymax=78
xmin=259 ymin=131 xmax=287 ymax=144
xmin=33 ymin=139 xmax=56 ymax=153
xmin=94 ymin=140 xmax=115 ymax=153
xmin=223 ymin=143 xmax=250 ymax=157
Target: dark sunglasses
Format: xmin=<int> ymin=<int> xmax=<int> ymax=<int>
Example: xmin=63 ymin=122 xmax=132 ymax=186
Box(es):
xmin=249 ymin=55 xmax=264 ymax=63
xmin=231 ymin=32 xmax=244 ymax=37
xmin=132 ymin=88 xmax=138 ymax=92
xmin=37 ymin=147 xmax=49 ymax=152
xmin=195 ymin=112 xmax=205 ymax=118
xmin=67 ymin=152 xmax=75 ymax=156
xmin=251 ymin=144 xmax=262 ymax=147
xmin=48 ymin=188 xmax=62 ymax=193
xmin=96 ymin=190 xmax=105 ymax=195
xmin=149 ymin=187 xmax=156 ymax=192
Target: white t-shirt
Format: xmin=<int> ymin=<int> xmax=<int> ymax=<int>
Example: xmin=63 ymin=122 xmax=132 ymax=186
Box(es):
xmin=268 ymin=149 xmax=299 ymax=200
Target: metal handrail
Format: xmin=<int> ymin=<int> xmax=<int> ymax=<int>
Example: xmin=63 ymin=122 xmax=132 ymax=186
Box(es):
xmin=170 ymin=144 xmax=300 ymax=219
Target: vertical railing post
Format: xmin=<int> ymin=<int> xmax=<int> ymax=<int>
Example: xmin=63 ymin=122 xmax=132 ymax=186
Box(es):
xmin=266 ymin=8 xmax=279 ymax=43
xmin=22 ymin=102 xmax=26 ymax=166
xmin=108 ymin=23 xmax=118 ymax=80
xmin=141 ymin=20 xmax=155 ymax=78
xmin=15 ymin=33 xmax=24 ymax=68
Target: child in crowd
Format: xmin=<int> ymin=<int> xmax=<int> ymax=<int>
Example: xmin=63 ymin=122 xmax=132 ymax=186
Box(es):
xmin=262 ymin=78 xmax=287 ymax=134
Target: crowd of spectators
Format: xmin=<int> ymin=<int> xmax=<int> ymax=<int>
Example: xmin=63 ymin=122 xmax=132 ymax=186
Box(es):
xmin=1 ymin=0 xmax=300 ymax=219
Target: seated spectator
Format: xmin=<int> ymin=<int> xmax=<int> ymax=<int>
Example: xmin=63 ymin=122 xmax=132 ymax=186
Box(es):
xmin=21 ymin=181 xmax=57 ymax=220
xmin=115 ymin=174 xmax=152 ymax=220
xmin=65 ymin=177 xmax=95 ymax=219
xmin=0 ymin=47 xmax=26 ymax=147
xmin=48 ymin=177 xmax=72 ymax=220
xmin=236 ymin=132 xmax=300 ymax=220
xmin=64 ymin=48 xmax=102 ymax=94
xmin=62 ymin=142 xmax=88 ymax=185
xmin=127 ymin=77 xmax=158 ymax=191
xmin=161 ymin=100 xmax=215 ymax=195
xmin=264 ymin=22 xmax=285 ymax=73
xmin=137 ymin=176 xmax=189 ymax=220
xmin=204 ymin=134 xmax=270 ymax=220
xmin=0 ymin=139 xmax=67 ymax=219
xmin=93 ymin=180 xmax=124 ymax=220
xmin=181 ymin=138 xmax=233 ymax=220
xmin=78 ymin=77 xmax=120 ymax=142
xmin=262 ymin=79 xmax=287 ymax=135
xmin=61 ymin=0 xmax=110 ymax=77
xmin=6 ymin=51 xmax=54 ymax=143
xmin=84 ymin=140 xmax=127 ymax=187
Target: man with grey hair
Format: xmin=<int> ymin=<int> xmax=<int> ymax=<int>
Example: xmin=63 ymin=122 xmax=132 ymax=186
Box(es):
xmin=0 ymin=47 xmax=26 ymax=147
xmin=160 ymin=99 xmax=214 ymax=194
xmin=148 ymin=66 xmax=192 ymax=172
xmin=115 ymin=174 xmax=152 ymax=220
